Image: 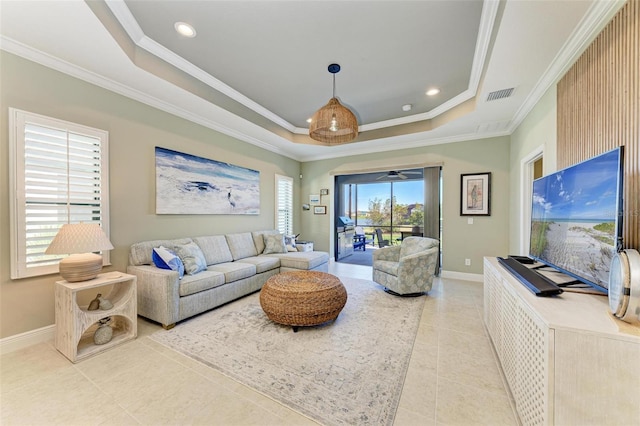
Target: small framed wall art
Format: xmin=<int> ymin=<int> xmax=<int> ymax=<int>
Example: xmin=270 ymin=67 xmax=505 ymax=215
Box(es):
xmin=309 ymin=194 xmax=320 ymax=205
xmin=314 ymin=205 xmax=327 ymax=215
xmin=460 ymin=172 xmax=491 ymax=216
xmin=320 ymin=188 xmax=329 ymax=195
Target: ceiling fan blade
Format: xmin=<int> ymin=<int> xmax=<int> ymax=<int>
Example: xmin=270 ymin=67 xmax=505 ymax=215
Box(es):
xmin=398 ymin=173 xmax=408 ymax=180
xmin=376 ymin=174 xmax=386 ymax=180
xmin=401 ymin=171 xmax=422 ymax=175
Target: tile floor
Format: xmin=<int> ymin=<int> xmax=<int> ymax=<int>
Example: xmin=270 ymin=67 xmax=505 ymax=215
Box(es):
xmin=1 ymin=262 xmax=518 ymax=425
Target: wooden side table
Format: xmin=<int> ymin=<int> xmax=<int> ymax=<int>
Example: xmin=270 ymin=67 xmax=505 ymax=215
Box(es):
xmin=55 ymin=272 xmax=137 ymax=362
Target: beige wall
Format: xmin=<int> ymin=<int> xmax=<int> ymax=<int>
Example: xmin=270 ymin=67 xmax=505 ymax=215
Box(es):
xmin=1 ymin=51 xmax=514 ymax=340
xmin=509 ymin=86 xmax=558 ymax=255
xmin=0 ymin=52 xmax=301 ymax=338
xmin=300 ymin=136 xmax=512 ymax=274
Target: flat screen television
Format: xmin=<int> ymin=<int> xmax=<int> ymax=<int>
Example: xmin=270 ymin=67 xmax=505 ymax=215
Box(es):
xmin=529 ymin=147 xmax=624 ymax=293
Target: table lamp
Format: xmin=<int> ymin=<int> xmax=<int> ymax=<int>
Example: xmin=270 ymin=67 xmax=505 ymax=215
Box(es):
xmin=45 ymin=223 xmax=114 ymax=282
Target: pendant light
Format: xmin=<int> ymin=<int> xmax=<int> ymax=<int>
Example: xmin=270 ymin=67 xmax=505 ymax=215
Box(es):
xmin=309 ymin=64 xmax=358 ymax=144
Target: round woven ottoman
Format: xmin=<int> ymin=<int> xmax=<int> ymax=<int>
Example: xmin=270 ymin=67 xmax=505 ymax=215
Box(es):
xmin=260 ymin=271 xmax=348 ymax=331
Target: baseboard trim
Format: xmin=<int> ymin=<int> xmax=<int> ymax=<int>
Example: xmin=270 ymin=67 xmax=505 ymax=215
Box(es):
xmin=0 ymin=325 xmax=55 ymax=355
xmin=440 ymin=270 xmax=483 ymax=283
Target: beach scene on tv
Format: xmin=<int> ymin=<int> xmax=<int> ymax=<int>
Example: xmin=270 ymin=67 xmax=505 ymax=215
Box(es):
xmin=529 ymin=150 xmax=621 ymax=289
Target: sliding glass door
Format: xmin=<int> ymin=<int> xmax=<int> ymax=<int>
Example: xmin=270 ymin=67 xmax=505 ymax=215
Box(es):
xmin=335 ymin=167 xmax=441 ymax=271
xmin=340 ymin=177 xmax=425 ymax=245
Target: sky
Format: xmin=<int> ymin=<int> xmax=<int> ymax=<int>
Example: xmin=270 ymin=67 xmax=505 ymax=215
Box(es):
xmin=531 ymin=148 xmax=621 ymax=221
xmin=355 ymin=180 xmax=424 ymax=208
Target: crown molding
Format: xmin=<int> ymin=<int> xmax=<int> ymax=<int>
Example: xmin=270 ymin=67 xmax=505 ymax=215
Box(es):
xmin=106 ymin=0 xmax=497 ymax=136
xmin=0 ymin=35 xmax=299 ymax=161
xmin=296 ymin=128 xmax=511 ymax=162
xmin=106 ymin=0 xmax=297 ymax=133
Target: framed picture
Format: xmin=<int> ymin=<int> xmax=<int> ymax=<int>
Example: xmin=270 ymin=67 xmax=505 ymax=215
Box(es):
xmin=309 ymin=194 xmax=320 ymax=205
xmin=460 ymin=172 xmax=491 ymax=216
xmin=320 ymin=188 xmax=329 ymax=195
xmin=314 ymin=205 xmax=327 ymax=215
xmin=155 ymin=147 xmax=260 ymax=215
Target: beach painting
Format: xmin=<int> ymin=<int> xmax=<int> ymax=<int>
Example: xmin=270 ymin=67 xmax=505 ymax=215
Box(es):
xmin=529 ymin=149 xmax=621 ymax=288
xmin=155 ymin=147 xmax=260 ymax=215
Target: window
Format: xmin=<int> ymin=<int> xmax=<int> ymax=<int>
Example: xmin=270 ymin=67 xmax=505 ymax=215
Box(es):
xmin=9 ymin=109 xmax=110 ymax=279
xmin=275 ymin=174 xmax=293 ymax=235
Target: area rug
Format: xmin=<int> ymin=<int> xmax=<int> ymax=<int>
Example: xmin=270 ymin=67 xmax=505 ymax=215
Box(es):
xmin=149 ymin=277 xmax=425 ymax=426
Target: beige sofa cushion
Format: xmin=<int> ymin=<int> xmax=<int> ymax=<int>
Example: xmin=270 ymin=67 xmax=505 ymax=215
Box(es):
xmin=207 ymin=262 xmax=257 ymax=283
xmin=179 ymin=270 xmax=226 ymax=297
xmin=193 ymin=235 xmax=233 ymax=265
xmin=262 ymin=251 xmax=329 ymax=270
xmin=235 ymin=256 xmax=280 ymax=273
xmin=225 ymin=232 xmax=258 ymax=260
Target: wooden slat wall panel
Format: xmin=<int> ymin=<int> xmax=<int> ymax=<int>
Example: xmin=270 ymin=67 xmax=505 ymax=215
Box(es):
xmin=558 ymin=0 xmax=639 ymax=249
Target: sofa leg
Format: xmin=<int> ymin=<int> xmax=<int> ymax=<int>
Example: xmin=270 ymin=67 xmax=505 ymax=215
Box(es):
xmin=162 ymin=323 xmax=176 ymax=330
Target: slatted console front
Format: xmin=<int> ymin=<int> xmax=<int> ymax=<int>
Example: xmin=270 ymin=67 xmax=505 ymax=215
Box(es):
xmin=484 ymin=257 xmax=640 ymax=425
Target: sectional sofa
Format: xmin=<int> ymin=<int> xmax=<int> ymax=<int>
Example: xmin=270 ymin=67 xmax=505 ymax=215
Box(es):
xmin=127 ymin=230 xmax=329 ymax=329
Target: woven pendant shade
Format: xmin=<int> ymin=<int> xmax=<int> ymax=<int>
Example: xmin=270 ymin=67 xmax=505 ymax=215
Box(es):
xmin=309 ymin=63 xmax=359 ymax=144
xmin=309 ymin=97 xmax=359 ymax=144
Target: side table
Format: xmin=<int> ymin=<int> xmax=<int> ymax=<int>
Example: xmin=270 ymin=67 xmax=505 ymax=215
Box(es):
xmin=55 ymin=271 xmax=137 ymax=363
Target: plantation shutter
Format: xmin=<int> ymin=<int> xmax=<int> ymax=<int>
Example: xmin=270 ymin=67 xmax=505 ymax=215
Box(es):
xmin=10 ymin=109 xmax=110 ymax=279
xmin=275 ymin=174 xmax=293 ymax=235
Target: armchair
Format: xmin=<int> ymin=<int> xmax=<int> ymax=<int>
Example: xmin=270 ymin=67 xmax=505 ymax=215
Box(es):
xmin=372 ymin=236 xmax=439 ymax=296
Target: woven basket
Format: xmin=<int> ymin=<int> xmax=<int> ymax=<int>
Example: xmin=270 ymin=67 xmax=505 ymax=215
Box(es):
xmin=260 ymin=271 xmax=347 ymax=327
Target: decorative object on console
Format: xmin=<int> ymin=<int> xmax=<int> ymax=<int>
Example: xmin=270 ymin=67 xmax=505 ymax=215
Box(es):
xmin=608 ymin=249 xmax=640 ymax=324
xmin=155 ymin=147 xmax=260 ymax=215
xmin=93 ymin=317 xmax=113 ymax=345
xmin=88 ymin=294 xmax=101 ymax=311
xmin=309 ymin=63 xmax=359 ymax=144
xmin=460 ymin=172 xmax=491 ymax=216
xmin=98 ymin=295 xmax=113 ymax=310
xmin=45 ymin=223 xmax=114 ymax=282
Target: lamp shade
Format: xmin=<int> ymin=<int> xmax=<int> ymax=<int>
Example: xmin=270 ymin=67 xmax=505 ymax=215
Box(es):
xmin=309 ymin=97 xmax=359 ymax=144
xmin=45 ymin=223 xmax=114 ymax=254
xmin=45 ymin=223 xmax=114 ymax=282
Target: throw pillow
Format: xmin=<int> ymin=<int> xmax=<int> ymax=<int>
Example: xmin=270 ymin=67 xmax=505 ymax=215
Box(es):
xmin=173 ymin=241 xmax=207 ymax=275
xmin=152 ymin=246 xmax=185 ymax=279
xmin=284 ymin=235 xmax=298 ymax=252
xmin=263 ymin=233 xmax=287 ymax=254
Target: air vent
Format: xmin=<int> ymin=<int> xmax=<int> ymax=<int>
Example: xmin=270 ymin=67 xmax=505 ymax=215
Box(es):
xmin=486 ymin=88 xmax=515 ymax=101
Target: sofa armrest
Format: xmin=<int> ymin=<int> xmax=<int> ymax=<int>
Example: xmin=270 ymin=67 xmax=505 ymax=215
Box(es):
xmin=373 ymin=245 xmax=401 ymax=262
xmin=127 ymin=265 xmax=180 ymax=328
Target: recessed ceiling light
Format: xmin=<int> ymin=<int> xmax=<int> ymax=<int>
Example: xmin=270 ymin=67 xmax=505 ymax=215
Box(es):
xmin=426 ymin=88 xmax=440 ymax=96
xmin=306 ymin=118 xmax=313 ymax=123
xmin=402 ymin=104 xmax=412 ymax=112
xmin=175 ymin=22 xmax=196 ymax=38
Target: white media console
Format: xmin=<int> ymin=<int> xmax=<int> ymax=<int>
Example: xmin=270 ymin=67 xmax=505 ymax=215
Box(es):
xmin=483 ymin=257 xmax=640 ymax=425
